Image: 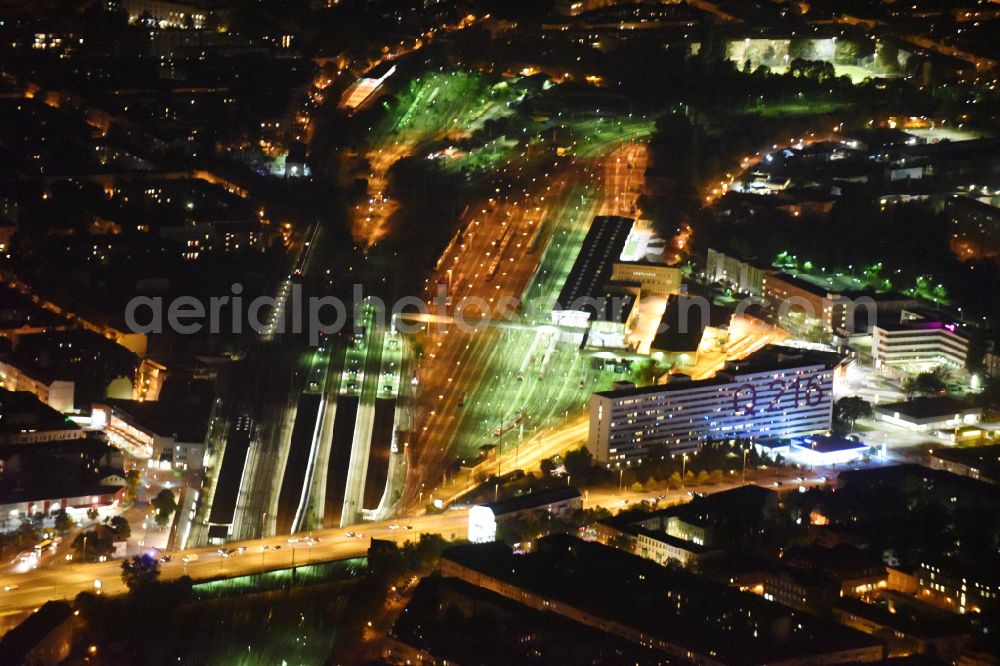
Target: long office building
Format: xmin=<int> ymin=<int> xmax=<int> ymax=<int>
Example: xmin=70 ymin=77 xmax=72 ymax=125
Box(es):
xmin=552 ymin=215 xmax=680 ymax=349
xmin=588 ymin=345 xmax=844 ymax=464
xmin=872 ymin=310 xmax=968 ymax=370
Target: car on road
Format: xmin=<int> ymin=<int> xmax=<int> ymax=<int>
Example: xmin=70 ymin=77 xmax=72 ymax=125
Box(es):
xmin=160 ymin=555 xmax=173 ymax=563
xmin=3 ymin=585 xmax=18 ymax=592
xmin=389 ymin=524 xmax=399 ymax=530
xmin=345 ymin=531 xmax=355 ymax=538
xmin=181 ymin=554 xmax=198 ymax=563
xmin=403 ymin=525 xmax=414 ymax=530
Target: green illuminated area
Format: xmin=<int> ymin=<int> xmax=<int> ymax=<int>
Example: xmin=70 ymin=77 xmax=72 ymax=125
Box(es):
xmin=372 ymin=70 xmax=523 ymax=149
xmin=341 ymin=324 xmax=369 ymax=397
xmin=378 ymin=328 xmax=403 ymax=398
xmin=773 ymin=253 xmax=950 ymax=305
xmin=437 ymin=137 xmax=521 ymax=175
xmin=562 ymin=117 xmax=656 ymax=158
xmin=193 ymin=559 xmax=365 ymax=598
xmin=303 ymin=343 xmax=334 ymax=395
xmin=522 ymin=183 xmax=598 ymax=317
xmin=746 ymin=99 xmax=848 ymax=118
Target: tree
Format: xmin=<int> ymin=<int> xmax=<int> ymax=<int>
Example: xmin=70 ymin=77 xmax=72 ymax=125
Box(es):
xmin=635 ymin=359 xmax=670 ymax=386
xmin=903 ymin=372 xmax=947 ymax=398
xmin=121 ymin=554 xmax=160 ymax=592
xmin=14 ymin=520 xmax=38 ymax=550
xmin=123 ymin=470 xmax=140 ymax=504
xmin=563 ymin=447 xmax=593 ymax=482
xmin=876 ymin=42 xmax=901 ymax=73
xmin=151 ymin=489 xmax=178 ymax=529
xmin=52 ymin=509 xmax=74 ymax=533
xmin=695 ymin=470 xmax=711 ymax=485
xmin=667 ymin=472 xmax=682 ymax=489
xmin=107 ymin=515 xmax=131 ymax=539
xmin=708 ymin=470 xmax=725 ymax=485
xmin=834 ymin=396 xmax=873 ymax=431
xmin=400 ymin=534 xmax=450 ymax=572
xmin=540 ymin=457 xmax=557 ymax=477
xmin=72 ymin=530 xmax=113 ymax=562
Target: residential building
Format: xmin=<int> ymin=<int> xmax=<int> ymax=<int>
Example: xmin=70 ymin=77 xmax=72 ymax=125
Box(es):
xmin=588 ymin=345 xmax=843 ymax=463
xmin=915 ymin=558 xmax=1000 ymax=614
xmin=706 ymin=248 xmax=765 ymax=297
xmin=438 ymin=535 xmax=885 ymax=664
xmin=0 ymin=360 xmax=74 ymax=413
xmin=928 ymin=444 xmax=1000 ymax=485
xmin=0 ymin=330 xmax=164 ymax=409
xmin=761 ymin=272 xmax=915 ymax=336
xmin=122 ymin=0 xmax=230 ymax=29
xmin=0 ymin=389 xmax=86 ymax=445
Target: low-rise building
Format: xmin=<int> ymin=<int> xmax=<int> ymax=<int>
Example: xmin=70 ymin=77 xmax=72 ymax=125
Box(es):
xmin=588 ymin=344 xmax=843 ymax=463
xmin=468 ymin=487 xmax=583 ymax=543
xmin=928 ymin=444 xmax=1000 ymax=485
xmin=873 ymin=397 xmax=981 ymax=432
xmin=439 ymin=535 xmax=885 ymax=664
xmin=761 ymin=272 xmax=915 ymax=336
xmin=91 ymin=398 xmax=209 ymax=470
xmin=552 ymin=216 xmax=677 ymax=349
xmin=789 ymin=434 xmax=871 ymax=466
xmin=0 ymin=389 xmax=85 ymax=445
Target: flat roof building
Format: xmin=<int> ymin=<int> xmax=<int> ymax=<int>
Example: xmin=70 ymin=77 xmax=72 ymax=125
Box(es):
xmin=0 ymin=388 xmax=85 ymax=446
xmin=468 ymin=486 xmax=583 ymax=543
xmin=872 ymin=311 xmax=969 ymax=371
xmin=553 ymin=216 xmax=678 ymax=349
xmin=439 ymin=535 xmax=885 ymax=664
xmin=588 ymin=344 xmax=844 ymax=464
xmin=706 ymin=248 xmax=765 ymax=297
xmin=873 ymin=397 xmax=981 ymax=432
xmin=789 ymin=434 xmax=871 ymax=466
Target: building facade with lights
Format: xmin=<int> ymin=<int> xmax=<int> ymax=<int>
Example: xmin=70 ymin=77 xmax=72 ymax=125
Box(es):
xmin=587 ymin=345 xmax=844 ymax=464
xmin=872 ymin=310 xmax=969 ymax=370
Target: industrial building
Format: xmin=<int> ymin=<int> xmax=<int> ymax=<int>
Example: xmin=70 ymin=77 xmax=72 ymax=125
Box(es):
xmin=552 ymin=216 xmax=679 ymax=349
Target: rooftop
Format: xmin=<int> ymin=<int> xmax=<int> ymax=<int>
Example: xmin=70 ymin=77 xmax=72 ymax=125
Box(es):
xmin=595 ymin=344 xmax=843 ymax=399
xmin=101 ymin=395 xmax=211 ymax=444
xmin=792 ymin=434 xmax=868 ymax=454
xmin=484 ymin=486 xmax=582 ymax=517
xmin=0 ymin=388 xmax=81 ymax=435
xmin=931 ymin=444 xmax=1000 ymax=482
xmin=441 ymin=534 xmax=881 ymax=664
xmin=874 ymin=396 xmax=980 ymax=420
xmin=554 ymin=215 xmax=634 ymax=317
